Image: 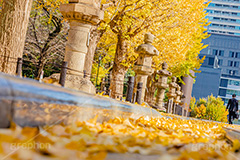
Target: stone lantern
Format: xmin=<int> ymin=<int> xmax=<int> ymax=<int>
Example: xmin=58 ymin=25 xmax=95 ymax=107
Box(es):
xmin=133 ymin=33 xmax=159 ymax=104
xmin=166 ymin=77 xmax=178 ymax=114
xmin=155 ymin=62 xmax=172 ymax=110
xmin=54 ymin=0 xmax=104 ymax=93
xmin=173 ymin=85 xmax=183 ymax=114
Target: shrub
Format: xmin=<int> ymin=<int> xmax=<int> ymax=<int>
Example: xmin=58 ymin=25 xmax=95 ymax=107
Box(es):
xmin=190 ymin=95 xmax=228 ymax=122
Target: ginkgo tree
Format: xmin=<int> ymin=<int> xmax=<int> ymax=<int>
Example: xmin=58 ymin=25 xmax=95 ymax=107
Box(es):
xmin=0 ymin=0 xmax=209 ymax=100
xmin=0 ymin=0 xmax=68 ymax=76
xmin=145 ymin=0 xmax=209 ymax=103
xmin=96 ymin=0 xmax=209 ymax=99
xmin=0 ymin=0 xmax=33 ymax=75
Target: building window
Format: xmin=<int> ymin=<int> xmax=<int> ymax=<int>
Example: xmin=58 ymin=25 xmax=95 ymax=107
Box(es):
xmin=228 ymin=61 xmax=233 ymax=66
xmin=213 ymin=49 xmax=224 ymax=56
xmin=228 ymin=70 xmax=238 ymax=75
xmin=236 ymin=52 xmax=240 ymax=58
xmin=213 ymin=49 xmax=218 ymax=55
xmin=228 ymin=80 xmax=240 ymax=86
xmin=219 ymin=89 xmax=227 ymax=97
xmin=218 ymin=59 xmax=223 ymax=66
xmin=229 ymin=51 xmax=235 ymax=57
xmin=227 ymin=69 xmax=232 ymax=74
xmin=227 ymin=89 xmax=240 ymax=96
xmin=219 ymin=50 xmax=224 ymax=56
xmin=213 ymin=17 xmax=220 ymax=20
xmin=208 ymin=58 xmax=215 ymax=65
xmin=233 ymin=70 xmax=238 ymax=75
xmin=208 ymin=3 xmax=215 ymax=7
xmin=220 ymin=79 xmax=228 ymax=87
xmin=223 ymin=5 xmax=230 ymax=7
xmin=234 ymin=61 xmax=240 ymax=67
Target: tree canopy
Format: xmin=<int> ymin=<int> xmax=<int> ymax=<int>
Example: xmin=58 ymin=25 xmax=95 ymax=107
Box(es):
xmin=0 ymin=0 xmax=209 ymax=93
xmin=97 ymin=0 xmax=209 ymax=79
xmin=91 ymin=0 xmax=209 ymax=97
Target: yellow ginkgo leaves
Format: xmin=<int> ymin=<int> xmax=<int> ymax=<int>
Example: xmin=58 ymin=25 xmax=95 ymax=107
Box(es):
xmin=0 ymin=114 xmax=239 ymax=160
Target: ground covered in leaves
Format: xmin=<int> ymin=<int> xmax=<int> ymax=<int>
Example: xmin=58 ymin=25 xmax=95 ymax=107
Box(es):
xmin=0 ymin=114 xmax=240 ymax=160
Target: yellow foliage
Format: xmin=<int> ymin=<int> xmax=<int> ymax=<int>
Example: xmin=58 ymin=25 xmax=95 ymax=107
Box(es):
xmin=31 ymin=0 xmax=210 ymax=84
xmin=98 ymin=0 xmax=209 ymax=79
xmin=195 ymin=104 xmax=206 ymax=119
xmin=33 ymin=0 xmax=68 ymax=24
xmin=190 ymin=95 xmax=228 ymax=122
xmin=0 ymin=114 xmax=239 ymax=159
xmin=34 ymin=0 xmax=68 ymax=11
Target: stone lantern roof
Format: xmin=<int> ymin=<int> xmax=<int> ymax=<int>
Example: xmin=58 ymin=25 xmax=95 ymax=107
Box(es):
xmin=60 ymin=0 xmax=104 ymax=25
xmin=135 ymin=33 xmax=159 ymax=57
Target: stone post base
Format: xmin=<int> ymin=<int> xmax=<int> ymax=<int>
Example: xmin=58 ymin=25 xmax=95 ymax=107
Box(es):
xmin=153 ymin=104 xmax=165 ymax=111
xmin=49 ymin=74 xmax=96 ymax=94
xmin=157 ymin=106 xmax=166 ymax=112
xmin=155 ymin=88 xmax=166 ymax=109
xmin=167 ymin=98 xmax=174 ymax=114
xmin=133 ymin=74 xmax=148 ymax=104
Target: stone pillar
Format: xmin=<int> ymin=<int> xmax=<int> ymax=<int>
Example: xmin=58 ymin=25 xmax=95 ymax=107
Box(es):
xmin=100 ymin=77 xmax=106 ymax=92
xmin=173 ymin=85 xmax=183 ymax=114
xmin=54 ymin=0 xmax=104 ymax=93
xmin=181 ymin=70 xmax=194 ymax=117
xmin=155 ymin=62 xmax=172 ymax=111
xmin=180 ymin=95 xmax=186 ymax=116
xmin=167 ymin=77 xmax=178 ymax=114
xmin=133 ymin=33 xmax=159 ymax=104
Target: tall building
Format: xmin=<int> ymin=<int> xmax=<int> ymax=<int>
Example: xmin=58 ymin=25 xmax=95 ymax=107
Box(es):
xmin=192 ymin=55 xmax=222 ymax=100
xmin=206 ymin=0 xmax=240 ymax=36
xmin=192 ymin=0 xmax=240 ymax=105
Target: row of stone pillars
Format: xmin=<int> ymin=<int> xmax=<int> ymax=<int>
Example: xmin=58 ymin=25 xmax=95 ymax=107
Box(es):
xmin=128 ymin=33 xmax=187 ymax=116
xmin=58 ymin=1 xmax=189 ymax=115
xmin=166 ymin=77 xmax=186 ymax=116
xmin=132 ymin=33 xmax=159 ymax=104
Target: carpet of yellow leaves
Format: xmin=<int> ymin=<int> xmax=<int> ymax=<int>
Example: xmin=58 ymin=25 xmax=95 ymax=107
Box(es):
xmin=0 ymin=115 xmax=240 ymax=160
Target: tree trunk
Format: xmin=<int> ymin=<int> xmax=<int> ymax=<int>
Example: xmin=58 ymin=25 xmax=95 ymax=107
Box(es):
xmin=109 ymin=35 xmax=128 ymax=99
xmin=84 ymin=26 xmax=101 ymax=80
xmin=110 ymin=66 xmax=126 ymax=99
xmin=36 ymin=56 xmax=45 ymax=79
xmin=0 ymin=0 xmax=33 ymax=75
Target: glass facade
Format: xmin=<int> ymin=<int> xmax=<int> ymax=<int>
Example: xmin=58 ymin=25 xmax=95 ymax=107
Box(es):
xmin=226 ymin=89 xmax=240 ymax=95
xmin=219 ymin=77 xmax=240 ymax=105
xmin=213 ymin=49 xmax=224 ymax=56
xmin=228 ymin=79 xmax=240 ymax=86
xmin=206 ymin=0 xmax=240 ymax=35
xmin=218 ymin=59 xmax=223 ymax=65
xmin=193 ymin=0 xmax=240 ymax=105
xmin=229 ymin=51 xmax=240 ymax=58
